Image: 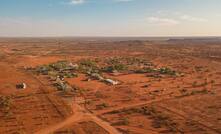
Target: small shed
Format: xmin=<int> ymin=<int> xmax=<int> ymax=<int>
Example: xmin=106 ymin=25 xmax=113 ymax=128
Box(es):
xmin=16 ymin=83 xmax=27 ymax=89
xmin=104 ymin=79 xmax=119 ymax=85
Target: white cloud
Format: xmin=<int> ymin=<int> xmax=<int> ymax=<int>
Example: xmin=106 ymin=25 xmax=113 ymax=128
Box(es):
xmin=115 ymin=0 xmax=134 ymax=2
xmin=180 ymin=15 xmax=207 ymax=22
xmin=147 ymin=10 xmax=208 ymax=26
xmin=66 ymin=0 xmax=135 ymax=5
xmin=69 ymin=0 xmax=85 ymax=5
xmin=147 ymin=17 xmax=179 ymax=26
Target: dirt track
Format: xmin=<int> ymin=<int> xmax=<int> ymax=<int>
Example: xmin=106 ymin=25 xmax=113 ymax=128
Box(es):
xmin=36 ymin=103 xmax=121 ymax=134
xmin=28 ymin=68 xmax=121 ymax=134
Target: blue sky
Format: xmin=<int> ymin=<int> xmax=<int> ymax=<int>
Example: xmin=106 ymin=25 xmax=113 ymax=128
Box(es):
xmin=0 ymin=0 xmax=221 ymax=36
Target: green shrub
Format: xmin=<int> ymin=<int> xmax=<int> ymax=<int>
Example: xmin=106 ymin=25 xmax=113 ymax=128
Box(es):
xmin=158 ymin=67 xmax=176 ymax=75
xmin=96 ymin=103 xmax=109 ymax=110
xmin=49 ymin=60 xmax=69 ymax=71
xmin=135 ymin=67 xmax=156 ymax=73
xmin=0 ymin=96 xmax=12 ymax=112
xmin=79 ymin=59 xmax=97 ymax=68
xmin=78 ymin=59 xmax=100 ymax=74
xmin=104 ymin=64 xmax=128 ymax=72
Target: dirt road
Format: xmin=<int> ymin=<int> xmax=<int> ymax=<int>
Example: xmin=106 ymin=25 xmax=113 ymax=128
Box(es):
xmin=35 ymin=103 xmax=121 ymax=134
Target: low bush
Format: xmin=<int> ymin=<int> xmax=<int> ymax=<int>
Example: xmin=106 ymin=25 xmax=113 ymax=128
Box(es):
xmin=103 ymin=63 xmax=128 ymax=73
xmin=0 ymin=96 xmax=12 ymax=112
xmin=158 ymin=67 xmax=176 ymax=75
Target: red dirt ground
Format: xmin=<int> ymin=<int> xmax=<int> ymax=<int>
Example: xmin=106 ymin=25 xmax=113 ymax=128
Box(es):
xmin=0 ymin=38 xmax=221 ymax=134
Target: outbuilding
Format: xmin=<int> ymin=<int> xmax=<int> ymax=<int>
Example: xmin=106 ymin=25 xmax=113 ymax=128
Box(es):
xmin=104 ymin=79 xmax=119 ymax=85
xmin=16 ymin=83 xmax=27 ymax=89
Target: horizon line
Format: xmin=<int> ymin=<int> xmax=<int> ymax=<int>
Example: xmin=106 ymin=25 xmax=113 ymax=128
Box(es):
xmin=0 ymin=35 xmax=221 ymax=38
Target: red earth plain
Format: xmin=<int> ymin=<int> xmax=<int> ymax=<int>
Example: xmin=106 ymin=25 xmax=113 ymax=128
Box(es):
xmin=0 ymin=37 xmax=221 ymax=134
